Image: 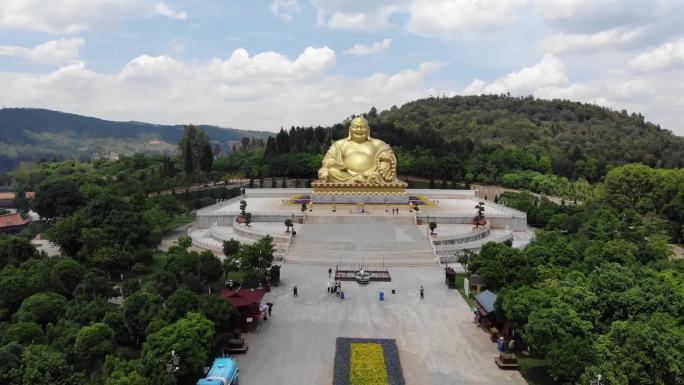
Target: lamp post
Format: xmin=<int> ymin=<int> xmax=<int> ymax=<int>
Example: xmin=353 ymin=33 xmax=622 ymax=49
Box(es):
xmin=166 ymin=350 xmax=180 ymax=374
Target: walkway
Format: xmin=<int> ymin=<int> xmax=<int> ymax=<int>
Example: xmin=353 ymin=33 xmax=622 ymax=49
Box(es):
xmin=236 ymin=264 xmax=528 ymax=385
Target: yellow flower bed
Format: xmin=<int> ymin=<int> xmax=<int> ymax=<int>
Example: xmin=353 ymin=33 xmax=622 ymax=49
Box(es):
xmin=350 ymin=343 xmax=389 ymax=385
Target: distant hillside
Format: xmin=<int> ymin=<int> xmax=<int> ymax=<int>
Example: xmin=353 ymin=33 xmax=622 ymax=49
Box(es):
xmin=368 ymin=95 xmax=684 ymax=177
xmin=0 ymin=108 xmax=269 ymax=172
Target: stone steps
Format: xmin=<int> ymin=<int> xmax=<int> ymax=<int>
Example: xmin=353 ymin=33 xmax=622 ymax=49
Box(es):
xmin=286 ymin=240 xmax=436 ymax=267
xmin=284 ymin=258 xmax=436 ymax=267
xmin=287 ymin=240 xmax=430 ymax=252
xmin=304 ymin=215 xmax=415 ymax=225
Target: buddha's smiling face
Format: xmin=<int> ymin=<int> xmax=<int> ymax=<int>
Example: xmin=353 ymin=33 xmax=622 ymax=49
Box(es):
xmin=349 ymin=118 xmax=370 ymax=143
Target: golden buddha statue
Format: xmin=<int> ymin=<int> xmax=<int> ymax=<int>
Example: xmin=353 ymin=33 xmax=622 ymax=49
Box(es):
xmin=316 ymin=116 xmax=403 ymax=185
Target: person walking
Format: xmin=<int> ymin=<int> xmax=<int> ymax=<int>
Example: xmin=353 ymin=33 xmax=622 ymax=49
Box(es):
xmin=420 ymin=285 xmax=424 ymax=300
xmin=293 ymin=286 xmax=298 ymax=297
xmin=267 ymin=302 xmax=273 ymax=316
xmin=328 ymin=267 xmax=332 ymax=278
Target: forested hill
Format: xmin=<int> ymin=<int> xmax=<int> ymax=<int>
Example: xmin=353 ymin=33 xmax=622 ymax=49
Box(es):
xmin=0 ymin=108 xmax=268 ymax=172
xmin=368 ymin=95 xmax=684 ymax=176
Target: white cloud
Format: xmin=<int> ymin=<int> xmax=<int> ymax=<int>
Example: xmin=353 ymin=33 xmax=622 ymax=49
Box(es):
xmin=0 ymin=38 xmax=85 ymax=65
xmin=270 ymin=0 xmax=300 ymax=21
xmin=344 ymin=38 xmax=392 ymax=56
xmin=204 ymin=46 xmax=336 ymax=81
xmin=462 ymin=54 xmax=568 ymax=95
xmin=533 ymin=0 xmax=608 ymax=20
xmin=153 ymin=2 xmax=187 ymax=20
xmin=407 ymin=0 xmax=528 ymax=38
xmin=0 ymin=46 xmax=442 ymax=131
xmin=0 ymin=0 xmax=187 ymax=34
xmin=542 ymin=27 xmax=643 ymax=53
xmin=311 ymin=0 xmax=409 ymax=30
xmin=631 ymin=39 xmax=684 ymax=71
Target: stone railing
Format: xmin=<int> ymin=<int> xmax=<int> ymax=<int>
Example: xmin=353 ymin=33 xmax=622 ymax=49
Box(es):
xmin=430 ymin=223 xmax=491 ymax=244
xmin=231 ymin=221 xmax=290 ymax=244
xmin=432 ymin=229 xmax=514 ymax=255
xmin=196 ymin=194 xmax=245 ymax=215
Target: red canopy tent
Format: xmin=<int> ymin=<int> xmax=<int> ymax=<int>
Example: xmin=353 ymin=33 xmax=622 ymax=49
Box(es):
xmin=221 ymin=288 xmax=267 ymax=331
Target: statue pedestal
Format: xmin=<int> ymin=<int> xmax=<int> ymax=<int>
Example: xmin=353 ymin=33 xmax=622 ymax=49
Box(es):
xmin=311 ymin=181 xmax=409 ymax=204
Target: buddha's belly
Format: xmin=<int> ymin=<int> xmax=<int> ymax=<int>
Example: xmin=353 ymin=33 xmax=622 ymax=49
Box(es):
xmin=343 ymin=151 xmax=374 ymax=173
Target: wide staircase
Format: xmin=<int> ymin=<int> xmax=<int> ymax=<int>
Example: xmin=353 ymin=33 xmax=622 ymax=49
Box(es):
xmin=285 ymin=214 xmax=437 ymax=267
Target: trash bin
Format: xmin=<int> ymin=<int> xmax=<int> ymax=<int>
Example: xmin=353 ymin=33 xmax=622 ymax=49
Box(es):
xmin=340 ymin=292 xmax=345 ymax=300
xmin=379 ymin=291 xmax=384 ymax=301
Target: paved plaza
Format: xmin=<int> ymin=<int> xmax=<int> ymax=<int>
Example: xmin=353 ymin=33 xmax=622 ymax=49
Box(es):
xmin=236 ymin=264 xmax=528 ymax=385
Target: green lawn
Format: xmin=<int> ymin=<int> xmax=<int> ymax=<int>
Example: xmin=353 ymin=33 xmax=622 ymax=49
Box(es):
xmin=226 ymin=271 xmax=246 ymax=282
xmin=455 ymin=273 xmax=477 ymax=307
xmin=518 ymin=358 xmax=555 ymax=385
xmin=161 ymin=214 xmax=196 ymax=233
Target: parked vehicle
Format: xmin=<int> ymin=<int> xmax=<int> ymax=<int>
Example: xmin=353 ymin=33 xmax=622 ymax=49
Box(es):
xmin=197 ymin=356 xmax=239 ymax=385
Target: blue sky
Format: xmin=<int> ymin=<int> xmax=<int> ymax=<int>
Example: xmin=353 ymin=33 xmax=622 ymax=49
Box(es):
xmin=1 ymin=0 xmax=684 ymax=135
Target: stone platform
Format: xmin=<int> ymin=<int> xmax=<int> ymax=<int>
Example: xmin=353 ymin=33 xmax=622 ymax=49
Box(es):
xmin=311 ymin=181 xmax=409 ymax=204
xmin=312 ymin=193 xmax=408 ymax=204
xmin=190 ymin=188 xmax=532 ymax=266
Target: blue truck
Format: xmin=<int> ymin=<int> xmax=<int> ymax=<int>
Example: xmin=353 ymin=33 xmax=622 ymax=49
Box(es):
xmin=197 ymin=357 xmax=239 ymax=385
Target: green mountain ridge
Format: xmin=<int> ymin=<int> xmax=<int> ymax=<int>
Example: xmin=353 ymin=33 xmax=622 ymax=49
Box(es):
xmin=0 ymin=108 xmax=270 ymax=172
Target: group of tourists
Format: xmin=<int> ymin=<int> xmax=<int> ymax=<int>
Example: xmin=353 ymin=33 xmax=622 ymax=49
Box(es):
xmin=387 ymin=207 xmax=401 ymax=215
xmin=327 ymin=280 xmax=343 ymax=297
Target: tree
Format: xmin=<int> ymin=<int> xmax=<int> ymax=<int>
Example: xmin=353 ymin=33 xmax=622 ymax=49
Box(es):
xmin=50 ymin=258 xmax=84 ymax=296
xmin=47 ymin=211 xmax=88 ymax=257
xmin=474 ymin=201 xmax=485 ymax=225
xmin=522 ymin=303 xmax=593 ymax=355
xmin=2 ymin=322 xmax=45 ymax=345
xmin=222 ymin=239 xmax=240 ymax=259
xmin=75 ymin=323 xmax=115 ymax=365
xmin=470 ymin=243 xmax=535 ymax=289
xmin=73 ymin=268 xmax=113 ymax=299
xmin=34 ymin=177 xmax=83 ymax=219
xmin=142 ymin=312 xmax=215 ymax=382
xmin=122 ymin=292 xmax=161 ymax=344
xmin=179 ymin=125 xmax=210 ymax=176
xmin=603 ymin=163 xmax=657 ymax=212
xmin=196 ymin=250 xmax=223 ymax=286
xmin=582 ymin=313 xmax=684 ymax=385
xmin=101 ymin=356 xmax=147 ymax=385
xmin=165 ymin=288 xmax=199 ymax=319
xmin=198 ymin=142 xmax=213 ymax=173
xmin=239 ymin=200 xmax=247 ymax=216
xmin=177 ymin=235 xmax=192 ymax=249
xmin=183 ymin=136 xmax=194 ymax=175
xmin=546 ymin=336 xmax=595 ymax=384
xmin=429 ymin=221 xmax=437 ymax=235
xmin=13 ymin=188 xmax=30 ymax=215
xmin=0 ymin=342 xmax=23 ymax=385
xmin=0 ymin=274 xmax=35 ymax=316
xmin=13 ymin=345 xmax=76 ymax=385
xmin=0 ymin=235 xmax=38 ymax=267
xmin=198 ymin=293 xmax=237 ymax=333
xmin=17 ymin=292 xmax=68 ymax=326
